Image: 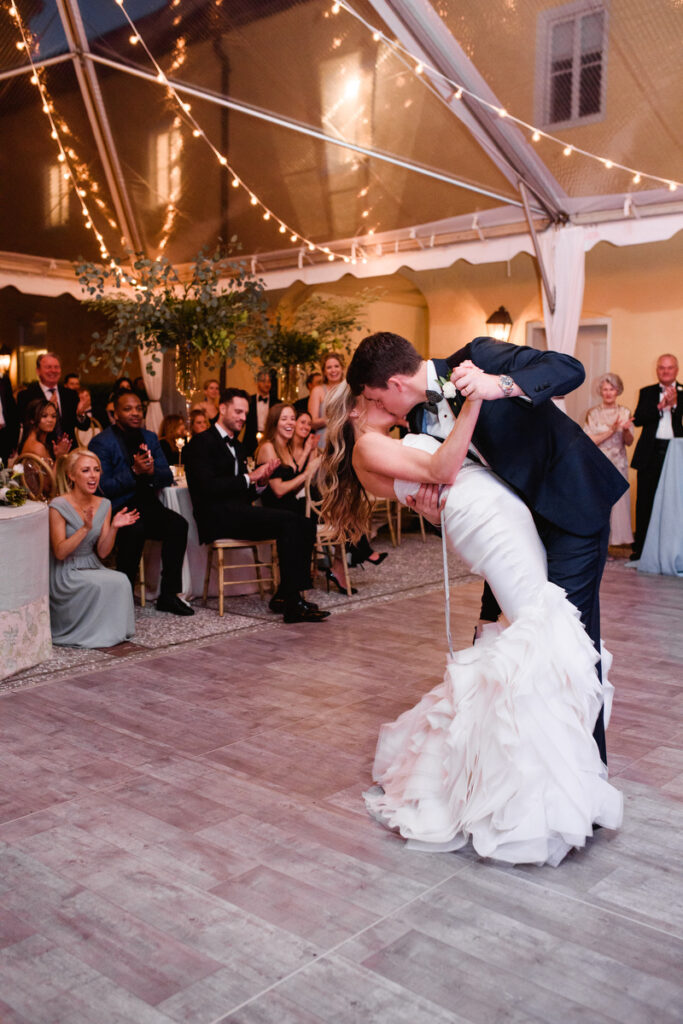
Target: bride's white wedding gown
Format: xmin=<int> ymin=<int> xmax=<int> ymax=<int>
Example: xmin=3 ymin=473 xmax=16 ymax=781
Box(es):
xmin=364 ymin=434 xmax=623 ymax=867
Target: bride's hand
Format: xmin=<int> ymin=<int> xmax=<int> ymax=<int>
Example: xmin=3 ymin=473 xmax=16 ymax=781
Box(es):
xmin=406 ymin=483 xmax=445 ymax=526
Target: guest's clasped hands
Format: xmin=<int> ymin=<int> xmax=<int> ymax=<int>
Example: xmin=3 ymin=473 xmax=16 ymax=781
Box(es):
xmin=132 ymin=444 xmax=154 ymax=475
xmin=53 ymin=434 xmax=72 ymax=458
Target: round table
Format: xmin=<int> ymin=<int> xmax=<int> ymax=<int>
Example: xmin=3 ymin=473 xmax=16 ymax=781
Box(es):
xmin=0 ymin=501 xmax=52 ymax=680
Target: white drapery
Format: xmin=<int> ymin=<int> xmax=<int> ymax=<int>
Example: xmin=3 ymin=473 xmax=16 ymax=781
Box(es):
xmin=538 ymin=224 xmax=586 ymax=357
xmin=139 ymin=346 xmax=164 ymax=434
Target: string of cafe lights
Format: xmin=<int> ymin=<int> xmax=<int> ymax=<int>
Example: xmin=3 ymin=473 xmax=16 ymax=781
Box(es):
xmin=6 ymin=3 xmax=123 ymax=266
xmin=115 ymin=0 xmax=360 ymax=265
xmin=331 ymin=0 xmax=682 ymax=193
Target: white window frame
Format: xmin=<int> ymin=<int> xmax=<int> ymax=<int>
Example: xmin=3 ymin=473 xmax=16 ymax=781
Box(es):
xmin=44 ymin=163 xmax=70 ymax=228
xmin=535 ymin=0 xmax=609 ymax=130
xmin=150 ymin=126 xmax=182 ymax=207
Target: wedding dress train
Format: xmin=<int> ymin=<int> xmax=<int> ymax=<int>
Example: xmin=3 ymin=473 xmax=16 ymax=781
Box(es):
xmin=364 ymin=435 xmax=623 ymax=867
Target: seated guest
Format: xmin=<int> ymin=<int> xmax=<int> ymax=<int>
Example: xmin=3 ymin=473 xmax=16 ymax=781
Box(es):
xmin=292 ymin=409 xmax=317 ymax=470
xmin=17 ymin=352 xmax=91 ymax=446
xmin=21 ymin=398 xmax=71 ymax=464
xmin=49 ymin=449 xmax=137 ymax=647
xmin=242 ymin=369 xmax=276 ymax=457
xmin=63 ymin=373 xmax=80 ymax=391
xmin=74 ymin=389 xmax=103 ymax=448
xmin=293 ymin=371 xmax=323 ymax=416
xmin=189 ymin=409 xmax=209 ymax=436
xmin=256 ymin=403 xmax=320 ymax=515
xmin=191 ymin=378 xmax=221 ymax=425
xmin=584 ymin=373 xmax=634 ymax=547
xmin=158 ymin=413 xmax=188 ymax=465
xmin=89 ymin=390 xmax=193 ymax=616
xmin=184 ymin=387 xmax=328 ymax=623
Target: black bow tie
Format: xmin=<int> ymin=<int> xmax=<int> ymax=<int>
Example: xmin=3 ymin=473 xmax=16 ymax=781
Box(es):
xmin=258 ymin=396 xmax=268 ymax=403
xmin=223 ymin=434 xmax=236 ymax=449
xmin=424 ymin=389 xmax=444 ymax=415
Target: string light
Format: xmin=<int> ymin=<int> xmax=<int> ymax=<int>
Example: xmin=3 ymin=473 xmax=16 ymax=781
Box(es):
xmin=6 ymin=2 xmax=120 ymax=262
xmin=113 ymin=1 xmax=354 ymax=264
xmin=335 ymin=0 xmax=682 ymax=193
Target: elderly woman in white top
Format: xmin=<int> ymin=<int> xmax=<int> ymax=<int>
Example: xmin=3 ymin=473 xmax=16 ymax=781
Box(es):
xmin=584 ymin=372 xmax=634 ymax=546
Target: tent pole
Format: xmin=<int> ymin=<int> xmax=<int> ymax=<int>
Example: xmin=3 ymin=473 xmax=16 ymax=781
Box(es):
xmin=519 ymin=181 xmax=556 ymax=315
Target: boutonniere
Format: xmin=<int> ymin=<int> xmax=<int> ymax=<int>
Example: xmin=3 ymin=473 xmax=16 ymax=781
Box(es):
xmin=425 ymin=376 xmax=458 ymax=414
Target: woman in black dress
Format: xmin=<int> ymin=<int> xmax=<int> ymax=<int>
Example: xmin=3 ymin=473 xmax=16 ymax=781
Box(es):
xmin=256 ymin=403 xmax=319 ymax=514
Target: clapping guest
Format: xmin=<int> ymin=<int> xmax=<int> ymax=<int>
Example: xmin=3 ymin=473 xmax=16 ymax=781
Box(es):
xmin=584 ymin=373 xmax=634 ymax=547
xmin=74 ymin=389 xmax=103 ymax=448
xmin=256 ymin=403 xmax=320 ymax=515
xmin=291 ymin=409 xmax=316 ymax=468
xmin=159 ymin=413 xmax=188 ymax=464
xmin=189 ymin=409 xmax=210 ymax=436
xmin=192 ymin=378 xmax=221 ymax=425
xmin=49 ymin=449 xmax=137 ymax=647
xmin=20 ymin=398 xmax=71 ymax=465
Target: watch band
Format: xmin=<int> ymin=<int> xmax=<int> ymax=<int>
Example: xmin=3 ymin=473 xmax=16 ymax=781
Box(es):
xmin=499 ymin=374 xmax=515 ymax=398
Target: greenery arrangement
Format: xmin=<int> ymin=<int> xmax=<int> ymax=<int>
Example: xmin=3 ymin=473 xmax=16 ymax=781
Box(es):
xmin=0 ymin=460 xmax=28 ymax=506
xmin=74 ymin=247 xmax=270 ymax=383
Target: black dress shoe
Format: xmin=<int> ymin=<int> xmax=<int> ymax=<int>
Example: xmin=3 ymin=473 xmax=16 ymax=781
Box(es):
xmin=270 ymin=595 xmax=320 ymax=613
xmin=156 ymin=594 xmax=195 ymax=616
xmin=283 ymin=600 xmax=330 ymax=623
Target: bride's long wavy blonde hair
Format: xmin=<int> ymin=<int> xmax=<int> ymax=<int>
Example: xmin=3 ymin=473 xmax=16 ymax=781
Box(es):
xmin=319 ymin=381 xmax=372 ymax=544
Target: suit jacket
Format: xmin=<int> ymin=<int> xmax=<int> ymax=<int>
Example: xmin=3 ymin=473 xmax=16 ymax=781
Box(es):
xmin=184 ymin=424 xmax=257 ymax=544
xmin=89 ymin=425 xmax=172 ymax=513
xmin=408 ymin=337 xmax=627 ymax=537
xmin=242 ymin=393 xmax=276 ymax=457
xmin=17 ymin=381 xmax=90 ymax=445
xmin=631 ymin=381 xmax=683 ymax=471
xmin=0 ymin=375 xmax=19 ymax=464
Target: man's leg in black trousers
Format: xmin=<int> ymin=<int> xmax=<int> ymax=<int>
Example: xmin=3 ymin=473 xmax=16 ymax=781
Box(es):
xmin=216 ymin=503 xmax=312 ymax=599
xmin=633 ymin=445 xmax=668 ymax=556
xmin=535 ymin=516 xmax=611 ymax=764
xmin=139 ymin=500 xmax=188 ymax=597
xmin=115 ymin=516 xmax=146 ymax=589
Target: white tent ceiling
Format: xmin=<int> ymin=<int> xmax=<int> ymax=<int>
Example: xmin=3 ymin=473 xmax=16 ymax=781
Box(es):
xmin=1 ymin=0 xmax=681 ymax=297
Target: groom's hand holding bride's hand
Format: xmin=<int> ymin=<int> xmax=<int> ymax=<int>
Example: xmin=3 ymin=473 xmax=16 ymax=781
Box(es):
xmin=406 ymin=483 xmax=445 ymax=527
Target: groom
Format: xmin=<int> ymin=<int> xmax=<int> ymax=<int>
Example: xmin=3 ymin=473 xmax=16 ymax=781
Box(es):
xmin=347 ymin=332 xmax=628 ymax=764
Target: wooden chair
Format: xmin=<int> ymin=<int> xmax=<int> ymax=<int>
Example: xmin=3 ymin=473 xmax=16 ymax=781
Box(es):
xmin=305 ymin=476 xmax=354 ymax=596
xmin=369 ymin=495 xmax=397 ymax=547
xmin=19 ymin=453 xmax=56 ymax=502
xmin=203 ymin=539 xmax=279 ymax=617
xmin=137 ymin=555 xmax=146 ymax=608
xmin=396 ymin=503 xmax=427 ymax=545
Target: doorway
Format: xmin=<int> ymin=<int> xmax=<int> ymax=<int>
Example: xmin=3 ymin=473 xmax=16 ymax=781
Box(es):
xmin=526 ymin=319 xmax=611 ymax=425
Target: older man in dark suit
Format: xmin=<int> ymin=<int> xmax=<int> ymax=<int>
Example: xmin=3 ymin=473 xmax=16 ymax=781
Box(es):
xmin=17 ymin=352 xmax=90 ymax=446
xmin=631 ymin=353 xmax=683 ymax=558
xmin=184 ymin=387 xmax=328 ymax=624
xmin=242 ymin=369 xmax=277 ymax=457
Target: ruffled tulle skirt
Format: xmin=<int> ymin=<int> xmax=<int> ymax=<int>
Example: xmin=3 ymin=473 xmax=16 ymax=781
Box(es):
xmin=364 ymin=583 xmax=623 ymax=867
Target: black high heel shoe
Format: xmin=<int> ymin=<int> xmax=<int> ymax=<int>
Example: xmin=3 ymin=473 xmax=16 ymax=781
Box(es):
xmin=325 ymin=569 xmax=357 ymax=595
xmin=363 ymin=551 xmax=388 ymax=568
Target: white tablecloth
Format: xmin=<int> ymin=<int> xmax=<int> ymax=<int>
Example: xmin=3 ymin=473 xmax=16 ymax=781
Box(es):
xmin=638 ymin=438 xmax=683 ymax=577
xmin=0 ymin=501 xmax=52 ymax=679
xmin=144 ymin=483 xmax=265 ymax=600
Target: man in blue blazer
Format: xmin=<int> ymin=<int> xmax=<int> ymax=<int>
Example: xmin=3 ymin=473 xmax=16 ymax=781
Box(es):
xmin=89 ymin=390 xmax=192 ymax=616
xmin=348 ymin=332 xmax=628 ymax=764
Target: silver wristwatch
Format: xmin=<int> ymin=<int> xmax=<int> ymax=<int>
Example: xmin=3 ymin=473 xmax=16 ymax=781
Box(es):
xmin=498 ymin=374 xmax=515 ymax=398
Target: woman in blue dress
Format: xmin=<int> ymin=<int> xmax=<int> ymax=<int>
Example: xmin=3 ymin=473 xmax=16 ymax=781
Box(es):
xmin=49 ymin=448 xmax=138 ymax=647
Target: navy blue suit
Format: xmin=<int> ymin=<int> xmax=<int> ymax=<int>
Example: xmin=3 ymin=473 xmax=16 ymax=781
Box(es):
xmin=411 ymin=339 xmax=628 ymax=763
xmin=89 ymin=426 xmax=187 ymax=596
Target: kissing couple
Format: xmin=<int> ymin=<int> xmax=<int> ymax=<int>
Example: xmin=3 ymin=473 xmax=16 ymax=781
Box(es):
xmin=319 ymin=331 xmax=626 ymax=867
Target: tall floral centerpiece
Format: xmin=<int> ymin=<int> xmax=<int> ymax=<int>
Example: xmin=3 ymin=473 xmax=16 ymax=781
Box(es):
xmin=75 ymin=248 xmax=270 ymax=425
xmin=259 ymin=291 xmax=376 ymax=400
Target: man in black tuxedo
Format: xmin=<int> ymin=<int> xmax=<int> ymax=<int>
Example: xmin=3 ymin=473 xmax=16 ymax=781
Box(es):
xmin=184 ymin=387 xmax=328 ymax=624
xmin=17 ymin=352 xmax=90 ymax=446
xmin=631 ymin=353 xmax=682 ymax=559
xmin=242 ymin=370 xmax=276 ymax=457
xmin=348 ymin=332 xmax=628 ymax=764
xmin=0 ymin=373 xmax=19 ymax=465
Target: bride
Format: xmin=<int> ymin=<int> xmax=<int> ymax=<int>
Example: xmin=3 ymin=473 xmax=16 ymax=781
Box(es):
xmin=320 ymin=379 xmax=623 ymax=867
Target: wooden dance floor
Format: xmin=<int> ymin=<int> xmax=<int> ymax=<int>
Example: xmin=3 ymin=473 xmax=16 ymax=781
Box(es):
xmin=1 ymin=562 xmax=682 ymax=1023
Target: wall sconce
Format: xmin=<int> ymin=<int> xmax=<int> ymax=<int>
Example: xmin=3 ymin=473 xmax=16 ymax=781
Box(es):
xmin=0 ymin=345 xmax=11 ymax=376
xmin=485 ymin=306 xmax=513 ymax=343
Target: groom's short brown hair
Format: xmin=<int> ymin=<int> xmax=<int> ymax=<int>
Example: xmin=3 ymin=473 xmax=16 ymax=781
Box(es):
xmin=347 ymin=332 xmax=421 ymax=395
